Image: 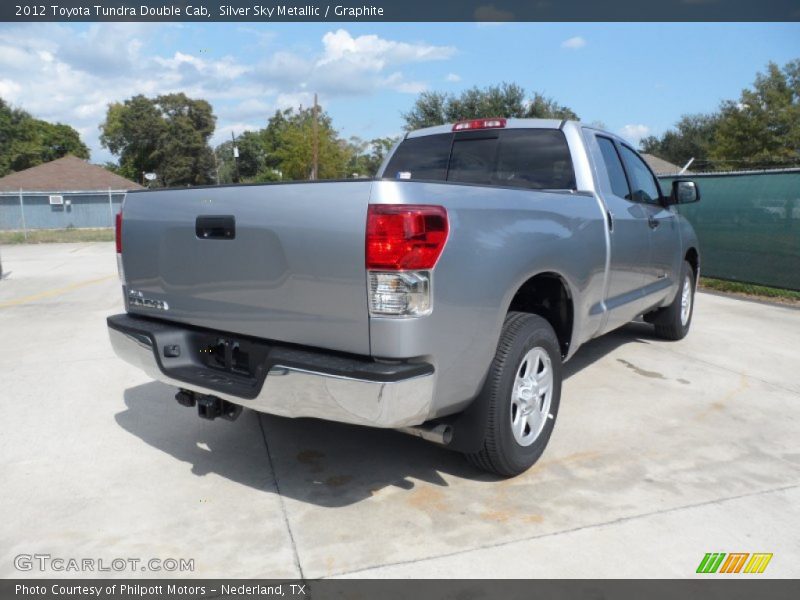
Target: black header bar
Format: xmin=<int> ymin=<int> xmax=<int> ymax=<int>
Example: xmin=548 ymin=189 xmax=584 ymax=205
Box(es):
xmin=3 ymin=579 xmax=800 ymax=600
xmin=3 ymin=0 xmax=800 ymax=22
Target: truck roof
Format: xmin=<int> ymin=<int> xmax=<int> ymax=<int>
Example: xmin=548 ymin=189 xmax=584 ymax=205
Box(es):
xmin=406 ymin=118 xmax=572 ymax=139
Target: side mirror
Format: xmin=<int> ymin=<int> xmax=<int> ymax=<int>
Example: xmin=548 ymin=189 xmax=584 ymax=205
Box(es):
xmin=671 ymin=180 xmax=700 ymax=205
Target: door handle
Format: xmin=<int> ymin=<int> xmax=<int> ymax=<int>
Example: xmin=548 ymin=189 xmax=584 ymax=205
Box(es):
xmin=648 ymin=215 xmax=660 ymax=229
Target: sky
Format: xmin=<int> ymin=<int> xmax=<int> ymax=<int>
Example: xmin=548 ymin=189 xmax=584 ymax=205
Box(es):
xmin=0 ymin=21 xmax=798 ymax=164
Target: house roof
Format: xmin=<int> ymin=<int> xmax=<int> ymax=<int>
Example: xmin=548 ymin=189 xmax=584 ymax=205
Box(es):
xmin=0 ymin=155 xmax=143 ymax=192
xmin=641 ymin=153 xmax=686 ymax=176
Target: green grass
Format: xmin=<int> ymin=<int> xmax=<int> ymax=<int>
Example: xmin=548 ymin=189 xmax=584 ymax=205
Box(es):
xmin=700 ymin=277 xmax=800 ymax=303
xmin=0 ymin=228 xmax=115 ymax=244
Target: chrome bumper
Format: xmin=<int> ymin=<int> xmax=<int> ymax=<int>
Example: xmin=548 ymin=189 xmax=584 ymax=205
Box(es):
xmin=108 ymin=321 xmax=435 ymax=428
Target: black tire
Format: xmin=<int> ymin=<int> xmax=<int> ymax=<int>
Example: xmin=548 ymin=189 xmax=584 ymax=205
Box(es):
xmin=652 ymin=260 xmax=696 ymax=341
xmin=466 ymin=312 xmax=562 ymax=477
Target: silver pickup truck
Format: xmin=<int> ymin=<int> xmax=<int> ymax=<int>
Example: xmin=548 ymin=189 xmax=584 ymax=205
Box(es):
xmin=108 ymin=118 xmax=700 ymax=476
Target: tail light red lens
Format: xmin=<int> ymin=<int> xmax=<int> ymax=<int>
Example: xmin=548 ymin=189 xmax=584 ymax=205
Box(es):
xmin=115 ymin=212 xmax=122 ymax=254
xmin=366 ymin=204 xmax=449 ymax=270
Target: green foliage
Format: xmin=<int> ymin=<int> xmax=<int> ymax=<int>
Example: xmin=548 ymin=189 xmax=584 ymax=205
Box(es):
xmin=102 ymin=161 xmax=123 ymax=175
xmin=641 ymin=114 xmax=720 ymax=170
xmin=0 ymin=98 xmax=90 ymax=177
xmin=215 ymin=131 xmax=267 ymax=182
xmin=213 ymin=106 xmax=394 ymax=183
xmin=100 ymin=93 xmax=217 ymax=187
xmin=271 ymin=106 xmax=353 ymax=180
xmin=346 ymin=136 xmax=397 ymax=178
xmin=643 ymin=60 xmax=800 ymax=171
xmin=402 ymin=83 xmax=578 ymax=130
xmin=710 ymin=60 xmax=800 ymax=170
xmin=526 ymin=93 xmax=579 ymax=120
xmin=100 ymin=95 xmax=162 ymax=182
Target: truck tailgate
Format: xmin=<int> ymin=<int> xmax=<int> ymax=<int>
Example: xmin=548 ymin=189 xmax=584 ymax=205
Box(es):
xmin=120 ymin=181 xmax=373 ymax=355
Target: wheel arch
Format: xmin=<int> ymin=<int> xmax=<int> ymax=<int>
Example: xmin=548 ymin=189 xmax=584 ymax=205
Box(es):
xmin=505 ymin=271 xmax=575 ymax=358
xmin=685 ymin=246 xmax=700 ymax=280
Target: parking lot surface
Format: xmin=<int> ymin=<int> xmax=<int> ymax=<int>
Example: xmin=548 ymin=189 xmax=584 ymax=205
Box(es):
xmin=1 ymin=242 xmax=798 ymax=578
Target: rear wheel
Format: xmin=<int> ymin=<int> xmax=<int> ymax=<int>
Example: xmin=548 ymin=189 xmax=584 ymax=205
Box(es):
xmin=652 ymin=260 xmax=696 ymax=341
xmin=466 ymin=312 xmax=562 ymax=477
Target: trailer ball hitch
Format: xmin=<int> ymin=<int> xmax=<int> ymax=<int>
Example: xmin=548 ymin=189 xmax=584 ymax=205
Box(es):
xmin=176 ymin=389 xmax=242 ymax=421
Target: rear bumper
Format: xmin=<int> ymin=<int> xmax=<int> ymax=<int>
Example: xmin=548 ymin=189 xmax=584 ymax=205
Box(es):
xmin=107 ymin=313 xmax=435 ymax=428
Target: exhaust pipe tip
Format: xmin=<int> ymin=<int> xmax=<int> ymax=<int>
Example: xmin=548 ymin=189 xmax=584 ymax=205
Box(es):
xmin=397 ymin=423 xmax=453 ymax=446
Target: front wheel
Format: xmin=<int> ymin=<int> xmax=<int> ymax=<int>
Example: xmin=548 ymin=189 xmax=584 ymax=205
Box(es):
xmin=466 ymin=312 xmax=562 ymax=477
xmin=651 ymin=260 xmax=696 ymax=341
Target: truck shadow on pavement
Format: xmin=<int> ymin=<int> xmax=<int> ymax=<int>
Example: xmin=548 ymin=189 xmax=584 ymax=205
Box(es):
xmin=115 ymin=322 xmax=655 ymax=508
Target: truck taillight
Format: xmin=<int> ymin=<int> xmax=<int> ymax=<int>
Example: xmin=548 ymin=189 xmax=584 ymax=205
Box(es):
xmin=115 ymin=212 xmax=125 ymax=283
xmin=452 ymin=117 xmax=506 ymax=131
xmin=366 ymin=204 xmax=448 ymax=317
xmin=366 ymin=204 xmax=448 ymax=270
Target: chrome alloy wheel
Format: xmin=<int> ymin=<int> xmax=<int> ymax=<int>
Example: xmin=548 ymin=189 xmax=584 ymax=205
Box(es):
xmin=510 ymin=347 xmax=553 ymax=447
xmin=680 ymin=274 xmax=693 ymax=326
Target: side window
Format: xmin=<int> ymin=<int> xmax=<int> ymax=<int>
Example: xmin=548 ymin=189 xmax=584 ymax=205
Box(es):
xmin=493 ymin=129 xmax=576 ymax=190
xmin=619 ymin=145 xmax=662 ymax=204
xmin=382 ymin=133 xmax=452 ymax=181
xmin=596 ymin=136 xmax=630 ymax=199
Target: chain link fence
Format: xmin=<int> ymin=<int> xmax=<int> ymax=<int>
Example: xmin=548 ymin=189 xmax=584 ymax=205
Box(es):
xmin=0 ymin=190 xmax=126 ymax=237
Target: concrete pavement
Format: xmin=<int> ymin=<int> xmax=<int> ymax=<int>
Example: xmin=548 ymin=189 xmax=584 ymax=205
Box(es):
xmin=1 ymin=242 xmax=798 ymax=578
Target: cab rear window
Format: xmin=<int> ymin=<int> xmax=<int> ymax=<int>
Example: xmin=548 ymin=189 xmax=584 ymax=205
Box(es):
xmin=383 ymin=129 xmax=576 ymax=190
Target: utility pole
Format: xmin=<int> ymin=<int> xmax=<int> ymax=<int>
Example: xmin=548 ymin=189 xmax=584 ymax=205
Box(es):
xmin=311 ymin=93 xmax=319 ymax=180
xmin=231 ymin=131 xmax=240 ymax=183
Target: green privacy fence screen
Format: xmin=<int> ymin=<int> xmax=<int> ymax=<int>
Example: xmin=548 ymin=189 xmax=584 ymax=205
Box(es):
xmin=660 ymin=169 xmax=800 ymax=291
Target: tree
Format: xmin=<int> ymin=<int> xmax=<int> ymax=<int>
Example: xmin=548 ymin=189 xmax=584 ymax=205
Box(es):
xmin=214 ymin=131 xmax=267 ymax=184
xmin=100 ymin=93 xmax=216 ymax=186
xmin=212 ymin=105 xmax=356 ymax=183
xmin=402 ymin=91 xmax=449 ymax=131
xmin=346 ymin=136 xmax=398 ymax=177
xmin=527 ymin=93 xmax=579 ymax=120
xmin=215 ymin=107 xmax=382 ymax=183
xmin=402 ymin=83 xmax=578 ymax=130
xmin=37 ymin=123 xmax=90 ymax=163
xmin=710 ymin=60 xmax=800 ymax=170
xmin=153 ymin=93 xmax=216 ymax=186
xmin=100 ymin=95 xmax=163 ymax=182
xmin=642 ymin=60 xmax=800 ymax=171
xmin=0 ymin=98 xmax=89 ymax=176
xmin=270 ymin=105 xmax=350 ymax=180
xmin=640 ymin=114 xmax=720 ymax=170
